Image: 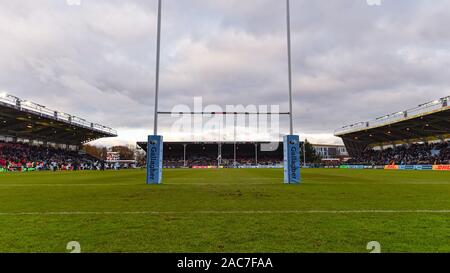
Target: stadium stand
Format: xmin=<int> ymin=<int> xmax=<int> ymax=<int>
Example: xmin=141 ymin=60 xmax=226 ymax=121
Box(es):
xmin=0 ymin=93 xmax=117 ymax=171
xmin=137 ymin=142 xmax=284 ymax=168
xmin=0 ymin=142 xmax=103 ymax=171
xmin=335 ymin=96 xmax=450 ymax=166
xmin=347 ymin=141 xmax=450 ymax=165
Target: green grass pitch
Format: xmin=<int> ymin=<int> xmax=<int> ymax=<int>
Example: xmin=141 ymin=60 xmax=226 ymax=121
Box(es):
xmin=0 ymin=168 xmax=449 ymax=253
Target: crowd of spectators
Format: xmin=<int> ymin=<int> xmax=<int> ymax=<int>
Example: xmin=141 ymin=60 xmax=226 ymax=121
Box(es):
xmin=348 ymin=141 xmax=450 ymax=165
xmin=5 ymin=140 xmax=448 ymax=172
xmin=163 ymin=155 xmax=283 ymax=168
xmin=0 ymin=142 xmax=106 ymax=172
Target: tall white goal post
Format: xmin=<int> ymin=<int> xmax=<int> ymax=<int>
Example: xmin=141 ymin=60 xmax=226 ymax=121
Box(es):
xmin=146 ymin=0 xmax=301 ymax=184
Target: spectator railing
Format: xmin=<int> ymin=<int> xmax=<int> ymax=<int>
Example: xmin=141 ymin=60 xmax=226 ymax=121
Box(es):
xmin=0 ymin=92 xmax=117 ymax=136
xmin=335 ymin=96 xmax=450 ymax=136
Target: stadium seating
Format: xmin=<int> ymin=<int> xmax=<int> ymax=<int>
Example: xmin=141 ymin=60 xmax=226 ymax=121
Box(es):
xmin=0 ymin=93 xmax=118 ymax=172
xmin=336 ymin=97 xmax=449 ymax=158
xmin=163 ymin=156 xmax=283 ymax=168
xmin=0 ymin=142 xmax=102 ymax=171
xmin=348 ymin=141 xmax=450 ymax=165
xmin=137 ymin=142 xmax=284 ymax=168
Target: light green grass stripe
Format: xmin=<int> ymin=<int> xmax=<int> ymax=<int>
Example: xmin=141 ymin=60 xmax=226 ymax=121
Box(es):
xmin=1 ymin=210 xmax=450 ymax=216
xmin=1 ymin=182 xmax=449 ymax=187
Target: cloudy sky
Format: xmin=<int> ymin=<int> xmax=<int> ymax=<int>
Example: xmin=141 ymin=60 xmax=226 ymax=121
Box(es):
xmin=1 ymin=0 xmax=449 ymax=146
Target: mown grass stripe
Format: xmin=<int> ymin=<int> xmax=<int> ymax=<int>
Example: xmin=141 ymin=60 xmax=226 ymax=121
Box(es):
xmin=1 ymin=210 xmax=450 ymax=216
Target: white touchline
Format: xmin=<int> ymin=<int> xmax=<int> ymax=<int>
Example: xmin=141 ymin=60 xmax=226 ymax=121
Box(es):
xmin=0 ymin=210 xmax=450 ymax=216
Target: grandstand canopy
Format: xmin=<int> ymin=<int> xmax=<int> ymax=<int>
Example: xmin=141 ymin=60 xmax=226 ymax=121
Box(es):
xmin=335 ymin=96 xmax=450 ymax=157
xmin=0 ymin=93 xmax=117 ymax=145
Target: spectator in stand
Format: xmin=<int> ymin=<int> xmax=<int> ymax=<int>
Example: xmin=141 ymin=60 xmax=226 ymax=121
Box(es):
xmin=0 ymin=141 xmax=103 ymax=172
xmin=162 ymin=155 xmax=283 ymax=168
xmin=348 ymin=141 xmax=450 ymax=165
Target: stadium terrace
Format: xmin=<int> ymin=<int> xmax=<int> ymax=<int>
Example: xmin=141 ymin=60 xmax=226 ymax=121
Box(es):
xmin=0 ymin=93 xmax=117 ymax=172
xmin=335 ymin=96 xmax=449 ymax=156
xmin=137 ymin=141 xmax=285 ymax=169
xmin=333 ymin=96 xmax=450 ymax=170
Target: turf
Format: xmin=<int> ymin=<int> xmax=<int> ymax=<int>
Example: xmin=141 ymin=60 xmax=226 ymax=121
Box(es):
xmin=0 ymin=168 xmax=449 ymax=253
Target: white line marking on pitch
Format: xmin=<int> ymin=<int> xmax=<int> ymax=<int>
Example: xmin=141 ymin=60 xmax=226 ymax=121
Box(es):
xmin=1 ymin=210 xmax=450 ymax=216
xmin=168 ymin=177 xmax=280 ymax=180
xmin=0 ymin=182 xmax=280 ymax=187
xmin=1 ymin=181 xmax=449 ymax=187
xmin=0 ymin=183 xmax=137 ymax=187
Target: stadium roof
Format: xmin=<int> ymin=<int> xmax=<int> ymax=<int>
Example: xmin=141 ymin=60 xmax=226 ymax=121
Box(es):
xmin=0 ymin=92 xmax=117 ymax=145
xmin=335 ymin=96 xmax=450 ymax=157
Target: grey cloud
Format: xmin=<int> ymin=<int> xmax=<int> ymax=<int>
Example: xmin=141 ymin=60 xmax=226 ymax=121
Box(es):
xmin=1 ymin=0 xmax=449 ymax=144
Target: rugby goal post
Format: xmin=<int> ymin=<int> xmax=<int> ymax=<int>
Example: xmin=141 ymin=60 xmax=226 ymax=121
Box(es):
xmin=146 ymin=0 xmax=301 ymax=185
